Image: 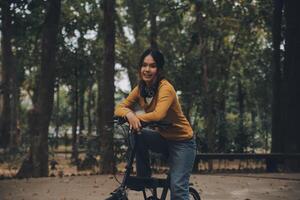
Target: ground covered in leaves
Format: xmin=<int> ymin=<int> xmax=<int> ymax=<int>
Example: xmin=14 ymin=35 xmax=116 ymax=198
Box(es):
xmin=0 ymin=173 xmax=300 ymax=200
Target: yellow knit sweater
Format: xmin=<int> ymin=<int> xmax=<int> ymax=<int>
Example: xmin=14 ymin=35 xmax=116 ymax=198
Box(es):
xmin=114 ymin=79 xmax=193 ymax=141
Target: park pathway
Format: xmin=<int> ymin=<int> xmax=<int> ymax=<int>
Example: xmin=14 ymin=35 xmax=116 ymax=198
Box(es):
xmin=0 ymin=173 xmax=300 ymax=200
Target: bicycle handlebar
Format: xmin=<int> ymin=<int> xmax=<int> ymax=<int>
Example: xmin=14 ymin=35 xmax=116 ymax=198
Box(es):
xmin=113 ymin=116 xmax=171 ymax=129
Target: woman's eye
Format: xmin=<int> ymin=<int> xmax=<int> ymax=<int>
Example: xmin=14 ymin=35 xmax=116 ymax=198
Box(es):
xmin=142 ymin=63 xmax=156 ymax=68
xmin=149 ymin=63 xmax=156 ymax=68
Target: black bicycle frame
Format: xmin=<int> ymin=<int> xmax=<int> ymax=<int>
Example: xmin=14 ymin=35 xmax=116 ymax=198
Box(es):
xmin=117 ymin=131 xmax=171 ymax=199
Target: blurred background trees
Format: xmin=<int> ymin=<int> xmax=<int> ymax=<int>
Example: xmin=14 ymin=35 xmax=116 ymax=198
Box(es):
xmin=0 ymin=0 xmax=299 ymax=176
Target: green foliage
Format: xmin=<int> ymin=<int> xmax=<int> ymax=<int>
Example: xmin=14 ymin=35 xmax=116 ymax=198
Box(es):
xmin=2 ymin=0 xmax=273 ymax=154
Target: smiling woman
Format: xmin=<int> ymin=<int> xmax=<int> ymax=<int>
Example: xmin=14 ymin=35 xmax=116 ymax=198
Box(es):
xmin=114 ymin=48 xmax=196 ymax=200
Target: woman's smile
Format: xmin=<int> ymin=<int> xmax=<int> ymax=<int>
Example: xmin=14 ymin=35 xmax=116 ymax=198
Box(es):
xmin=142 ymin=73 xmax=154 ymax=79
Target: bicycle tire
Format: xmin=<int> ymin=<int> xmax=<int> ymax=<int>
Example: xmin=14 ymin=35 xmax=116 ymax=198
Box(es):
xmin=189 ymin=187 xmax=201 ymax=200
xmin=105 ymin=191 xmax=128 ymax=200
xmin=105 ymin=195 xmax=128 ymax=200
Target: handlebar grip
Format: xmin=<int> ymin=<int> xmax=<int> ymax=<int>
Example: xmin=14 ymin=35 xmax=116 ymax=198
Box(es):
xmin=113 ymin=116 xmax=127 ymax=124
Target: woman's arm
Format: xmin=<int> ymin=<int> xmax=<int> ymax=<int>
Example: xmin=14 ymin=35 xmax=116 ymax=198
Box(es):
xmin=114 ymin=86 xmax=139 ymax=117
xmin=114 ymin=86 xmax=142 ymax=130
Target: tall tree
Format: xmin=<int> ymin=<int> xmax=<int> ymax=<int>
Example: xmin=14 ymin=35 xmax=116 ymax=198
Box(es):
xmin=270 ymin=0 xmax=283 ymax=170
xmin=0 ymin=0 xmax=19 ymax=149
xmin=0 ymin=0 xmax=13 ymax=149
xmin=235 ymin=79 xmax=247 ymax=152
xmin=283 ymin=0 xmax=300 ymax=170
xmin=17 ymin=0 xmax=61 ymax=177
xmin=71 ymin=63 xmax=79 ymax=163
xmin=149 ymin=0 xmax=158 ymax=50
xmin=98 ymin=0 xmax=116 ymax=174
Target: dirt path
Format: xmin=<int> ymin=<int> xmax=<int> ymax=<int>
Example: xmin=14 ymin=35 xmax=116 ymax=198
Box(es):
xmin=0 ymin=173 xmax=300 ymax=200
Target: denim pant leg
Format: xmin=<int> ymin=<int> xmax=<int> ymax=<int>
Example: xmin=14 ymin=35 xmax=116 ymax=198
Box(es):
xmin=135 ymin=128 xmax=168 ymax=177
xmin=168 ymin=138 xmax=196 ymax=200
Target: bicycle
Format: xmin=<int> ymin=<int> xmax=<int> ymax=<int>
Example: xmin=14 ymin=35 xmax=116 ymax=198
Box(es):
xmin=105 ymin=117 xmax=201 ymax=200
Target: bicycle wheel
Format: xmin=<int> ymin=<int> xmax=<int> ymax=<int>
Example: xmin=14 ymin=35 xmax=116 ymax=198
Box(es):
xmin=105 ymin=189 xmax=128 ymax=200
xmin=189 ymin=187 xmax=201 ymax=200
xmin=105 ymin=195 xmax=128 ymax=200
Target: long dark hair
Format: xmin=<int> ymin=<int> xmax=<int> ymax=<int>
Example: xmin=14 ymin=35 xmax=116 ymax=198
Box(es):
xmin=138 ymin=48 xmax=165 ymax=98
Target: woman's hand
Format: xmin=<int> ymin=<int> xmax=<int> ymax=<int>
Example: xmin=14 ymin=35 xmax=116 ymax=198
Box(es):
xmin=125 ymin=112 xmax=141 ymax=132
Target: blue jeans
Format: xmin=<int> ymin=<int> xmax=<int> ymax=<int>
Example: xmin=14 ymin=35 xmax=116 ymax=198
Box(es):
xmin=135 ymin=128 xmax=196 ymax=200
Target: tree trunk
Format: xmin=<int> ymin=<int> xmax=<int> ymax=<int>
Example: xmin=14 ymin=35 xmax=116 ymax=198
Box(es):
xmin=128 ymin=0 xmax=145 ymax=87
xmin=261 ymin=108 xmax=270 ymax=152
xmin=217 ymin=98 xmax=228 ymax=153
xmin=271 ymin=0 xmax=283 ymax=155
xmin=55 ymin=80 xmax=60 ymax=149
xmin=236 ymin=79 xmax=247 ymax=153
xmin=87 ymin=82 xmax=93 ymax=136
xmin=283 ymin=0 xmax=300 ymax=171
xmin=205 ymin=93 xmax=217 ymax=153
xmin=194 ymin=0 xmax=216 ymax=153
xmin=250 ymin=111 xmax=257 ymax=151
xmin=9 ymin=59 xmax=19 ymax=150
xmin=78 ymin=79 xmax=85 ymax=146
xmin=17 ymin=0 xmax=61 ymax=178
xmin=149 ymin=0 xmax=158 ymax=50
xmin=99 ymin=0 xmax=116 ymax=174
xmin=0 ymin=0 xmax=20 ymax=150
xmin=269 ymin=0 xmax=283 ymax=171
xmin=216 ymin=29 xmax=239 ymax=153
xmin=71 ymin=66 xmax=79 ymax=163
xmin=0 ymin=0 xmax=13 ymax=149
xmin=181 ymin=93 xmax=193 ymax=123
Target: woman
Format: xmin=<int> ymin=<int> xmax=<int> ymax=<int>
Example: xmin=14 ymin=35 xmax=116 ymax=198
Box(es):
xmin=114 ymin=48 xmax=196 ymax=200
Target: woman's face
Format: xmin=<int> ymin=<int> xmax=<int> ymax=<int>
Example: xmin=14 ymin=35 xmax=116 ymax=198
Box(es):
xmin=140 ymin=55 xmax=158 ymax=86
